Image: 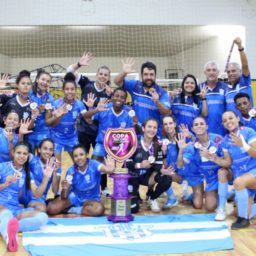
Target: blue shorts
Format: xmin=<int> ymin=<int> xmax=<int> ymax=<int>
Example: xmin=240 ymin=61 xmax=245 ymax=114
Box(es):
xmin=68 ymin=192 xmax=99 ymax=206
xmin=92 ymin=143 xmax=107 ymax=157
xmin=54 ymin=137 xmax=79 ymax=154
xmin=205 ymin=177 xmax=218 ymax=192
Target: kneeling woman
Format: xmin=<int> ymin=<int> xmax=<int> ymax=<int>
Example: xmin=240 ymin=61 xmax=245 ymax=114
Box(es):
xmin=0 ymin=142 xmax=48 ymax=252
xmin=47 ymin=144 xmax=115 ymax=216
xmin=126 ymin=118 xmax=172 ymax=213
xmin=177 ymin=116 xmax=231 ymax=211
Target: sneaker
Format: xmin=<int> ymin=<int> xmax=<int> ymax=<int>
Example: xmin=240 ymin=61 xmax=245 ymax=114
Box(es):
xmin=149 ymin=199 xmax=160 ymax=213
xmin=215 ymin=209 xmax=226 ymax=221
xmin=231 ymin=217 xmax=250 ymax=230
xmin=162 ymin=198 xmax=178 ymax=209
xmin=101 ymin=187 xmax=112 ymax=197
xmin=6 ymin=218 xmax=19 ymax=252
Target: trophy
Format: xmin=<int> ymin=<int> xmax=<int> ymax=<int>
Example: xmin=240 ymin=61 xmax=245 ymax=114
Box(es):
xmin=104 ymin=128 xmax=137 ymax=222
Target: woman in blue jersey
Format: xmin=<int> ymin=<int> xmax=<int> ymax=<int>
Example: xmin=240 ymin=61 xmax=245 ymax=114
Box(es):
xmin=219 ymin=111 xmax=256 ymax=229
xmin=45 ymin=73 xmax=87 ymax=163
xmin=171 ymin=74 xmax=208 ymax=132
xmin=177 ymin=116 xmax=231 ymax=211
xmin=23 ymin=138 xmax=61 ymax=212
xmin=126 ymin=118 xmax=172 ymax=213
xmin=0 ymin=142 xmax=48 ymax=252
xmin=47 ymin=144 xmax=115 ymax=216
xmin=27 ymin=70 xmax=55 ymax=152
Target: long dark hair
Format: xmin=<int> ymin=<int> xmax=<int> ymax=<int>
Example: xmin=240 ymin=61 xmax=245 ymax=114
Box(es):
xmin=13 ymin=142 xmax=31 ymax=190
xmin=32 ymin=69 xmax=52 ymax=96
xmin=16 ymin=70 xmax=31 ymax=85
xmin=180 ymin=74 xmax=200 ymax=105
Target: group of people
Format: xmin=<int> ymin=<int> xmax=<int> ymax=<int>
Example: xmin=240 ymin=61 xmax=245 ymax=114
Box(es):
xmin=0 ymin=36 xmax=255 ymax=252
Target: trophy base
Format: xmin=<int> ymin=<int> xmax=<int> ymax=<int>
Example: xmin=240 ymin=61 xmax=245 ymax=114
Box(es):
xmin=107 ymin=214 xmax=134 ymax=222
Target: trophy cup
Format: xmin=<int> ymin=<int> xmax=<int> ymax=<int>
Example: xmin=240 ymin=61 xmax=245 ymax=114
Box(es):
xmin=104 ymin=128 xmax=137 ymax=222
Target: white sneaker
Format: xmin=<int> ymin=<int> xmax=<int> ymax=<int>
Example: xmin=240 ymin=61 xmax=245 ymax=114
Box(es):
xmin=101 ymin=187 xmax=112 ymax=197
xmin=149 ymin=199 xmax=160 ymax=213
xmin=215 ymin=209 xmax=226 ymax=221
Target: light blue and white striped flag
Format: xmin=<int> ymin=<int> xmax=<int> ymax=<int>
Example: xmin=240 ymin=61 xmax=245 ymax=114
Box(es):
xmin=23 ymin=214 xmax=233 ymax=256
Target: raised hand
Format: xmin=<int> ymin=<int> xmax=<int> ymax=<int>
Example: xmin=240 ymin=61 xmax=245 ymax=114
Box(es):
xmin=83 ymin=92 xmax=96 ymax=108
xmin=104 ymin=155 xmax=115 ymax=173
xmin=179 ymin=123 xmax=190 ymax=138
xmin=78 ymin=52 xmax=94 ymax=67
xmin=233 ymin=37 xmax=242 ymax=48
xmin=122 ymin=58 xmax=136 ymax=74
xmin=19 ymin=119 xmax=33 ymax=135
xmin=43 ymin=157 xmax=56 ymax=178
xmin=0 ymin=73 xmax=10 ymax=89
xmin=198 ymin=84 xmax=208 ymax=99
xmin=96 ymin=98 xmax=108 ymax=112
xmin=175 ymin=132 xmax=189 ymax=150
xmin=149 ymin=88 xmax=159 ymax=102
xmin=54 ymin=104 xmax=69 ymax=118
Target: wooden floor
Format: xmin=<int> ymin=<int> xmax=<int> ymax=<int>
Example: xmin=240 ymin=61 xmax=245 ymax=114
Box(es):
xmin=1 ymin=153 xmax=256 ymax=256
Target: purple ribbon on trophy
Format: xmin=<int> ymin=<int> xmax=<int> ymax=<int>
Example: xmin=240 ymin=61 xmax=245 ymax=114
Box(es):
xmin=224 ymin=41 xmax=235 ymax=72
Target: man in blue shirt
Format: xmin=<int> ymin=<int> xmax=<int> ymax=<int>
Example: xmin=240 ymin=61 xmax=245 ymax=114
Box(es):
xmin=114 ymin=59 xmax=170 ymax=137
xmin=225 ymin=37 xmax=253 ymax=115
xmin=199 ymin=61 xmax=227 ymax=136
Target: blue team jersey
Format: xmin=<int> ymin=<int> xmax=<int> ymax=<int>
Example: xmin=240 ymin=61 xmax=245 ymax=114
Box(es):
xmin=65 ymin=159 xmax=102 ymax=203
xmin=199 ymin=81 xmax=227 ymax=136
xmin=93 ymin=107 xmax=133 ymax=144
xmin=28 ymin=155 xmax=61 ymax=202
xmin=171 ymin=95 xmax=202 ymax=131
xmin=27 ymin=91 xmax=54 ymax=141
xmin=0 ymin=161 xmax=26 ymax=212
xmin=240 ymin=117 xmax=256 ymax=131
xmin=222 ymin=127 xmax=256 ymax=178
xmin=0 ymin=128 xmax=18 ymax=162
xmin=183 ymin=133 xmax=223 ymax=191
xmin=123 ymin=79 xmax=170 ymax=136
xmin=51 ymin=98 xmax=86 ymax=140
xmin=225 ymin=74 xmax=253 ymax=116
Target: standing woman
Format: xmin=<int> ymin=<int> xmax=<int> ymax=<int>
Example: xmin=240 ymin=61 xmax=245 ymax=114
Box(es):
xmin=171 ymin=74 xmax=208 ymax=131
xmin=220 ymin=111 xmax=256 ymax=229
xmin=0 ymin=142 xmax=48 ymax=252
xmin=45 ymin=73 xmax=87 ymax=163
xmin=126 ymin=118 xmax=172 ymax=213
xmin=1 ymin=70 xmax=39 ymax=129
xmin=27 ymin=70 xmax=55 ymax=152
xmin=177 ymin=116 xmax=231 ymax=211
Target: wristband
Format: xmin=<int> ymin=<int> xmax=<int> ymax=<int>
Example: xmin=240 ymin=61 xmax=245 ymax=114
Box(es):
xmin=77 ymin=62 xmax=82 ymax=68
xmin=201 ymin=98 xmax=206 ymax=101
xmin=238 ymin=48 xmax=244 ymax=52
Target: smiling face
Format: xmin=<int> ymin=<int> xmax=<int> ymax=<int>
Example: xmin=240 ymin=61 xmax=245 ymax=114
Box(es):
xmin=222 ymin=111 xmax=240 ymax=132
xmin=227 ymin=63 xmax=241 ymax=85
xmin=142 ymin=68 xmax=156 ymax=88
xmin=112 ymin=89 xmax=127 ymax=109
xmin=142 ymin=119 xmax=158 ymax=140
xmin=63 ymin=82 xmax=76 ymax=101
xmin=235 ymin=96 xmax=251 ymax=116
xmin=36 ymin=73 xmax=52 ymax=93
xmin=183 ymin=77 xmax=196 ymax=95
xmin=204 ymin=63 xmax=219 ymax=83
xmin=38 ymin=140 xmax=54 ymax=162
xmin=72 ymin=147 xmax=87 ymax=168
xmin=13 ymin=145 xmax=29 ymax=168
xmin=163 ymin=116 xmax=176 ymax=135
xmin=4 ymin=112 xmax=20 ymax=130
xmin=192 ymin=117 xmax=208 ymax=136
xmin=96 ymin=68 xmax=110 ymax=86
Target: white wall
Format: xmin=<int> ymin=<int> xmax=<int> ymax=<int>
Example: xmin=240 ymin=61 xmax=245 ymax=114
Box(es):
xmin=0 ymin=0 xmax=255 ymax=77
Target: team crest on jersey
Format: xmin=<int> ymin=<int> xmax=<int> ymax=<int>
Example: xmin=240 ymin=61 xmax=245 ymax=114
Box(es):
xmin=104 ymin=128 xmax=137 ymax=162
xmin=213 ymin=135 xmax=222 ymax=145
xmin=120 ymin=122 xmax=127 ymax=128
xmin=100 ymin=223 xmax=152 ymax=241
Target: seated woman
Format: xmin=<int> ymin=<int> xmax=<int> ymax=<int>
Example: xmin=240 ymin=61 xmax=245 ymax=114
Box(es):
xmin=47 ymin=144 xmax=115 ymax=216
xmin=0 ymin=142 xmax=48 ymax=252
xmin=177 ymin=116 xmax=231 ymax=211
xmin=218 ymin=111 xmax=256 ymax=229
xmin=21 ymin=138 xmax=61 ymax=212
xmin=126 ymin=118 xmax=172 ymax=213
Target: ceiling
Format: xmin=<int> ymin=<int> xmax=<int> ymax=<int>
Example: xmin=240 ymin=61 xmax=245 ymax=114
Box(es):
xmin=0 ymin=25 xmax=214 ymax=58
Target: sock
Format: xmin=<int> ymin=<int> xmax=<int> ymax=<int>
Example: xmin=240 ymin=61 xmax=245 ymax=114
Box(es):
xmin=250 ymin=203 xmax=256 ymax=219
xmin=218 ymin=182 xmax=228 ymax=210
xmin=166 ymin=187 xmax=177 ymax=200
xmin=236 ymin=189 xmax=249 ymax=219
xmin=68 ymin=206 xmax=82 ymax=214
xmin=19 ymin=212 xmax=48 ymax=232
xmin=0 ymin=210 xmax=13 ymax=242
